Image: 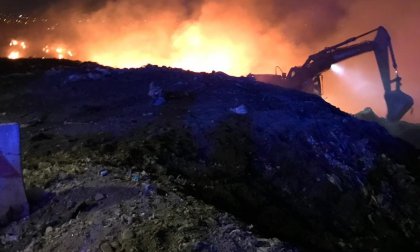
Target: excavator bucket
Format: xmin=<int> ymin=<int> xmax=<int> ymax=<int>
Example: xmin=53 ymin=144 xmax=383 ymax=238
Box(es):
xmin=385 ymin=89 xmax=414 ymax=121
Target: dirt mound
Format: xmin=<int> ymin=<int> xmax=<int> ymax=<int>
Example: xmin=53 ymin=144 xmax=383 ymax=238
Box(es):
xmin=355 ymin=107 xmax=420 ymax=149
xmin=1 ymin=59 xmax=420 ymax=252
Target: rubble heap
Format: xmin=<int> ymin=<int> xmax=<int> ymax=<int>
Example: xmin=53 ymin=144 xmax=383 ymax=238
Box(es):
xmin=0 ymin=59 xmax=419 ymax=252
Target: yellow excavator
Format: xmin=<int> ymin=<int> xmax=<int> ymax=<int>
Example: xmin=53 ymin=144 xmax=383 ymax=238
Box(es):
xmin=249 ymin=26 xmax=414 ymax=121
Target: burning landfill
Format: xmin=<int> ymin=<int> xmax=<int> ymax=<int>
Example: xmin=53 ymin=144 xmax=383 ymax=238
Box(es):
xmin=1 ymin=1 xmax=420 ymax=252
xmin=7 ymin=39 xmax=74 ymax=60
xmin=2 ymin=0 xmax=419 ymax=121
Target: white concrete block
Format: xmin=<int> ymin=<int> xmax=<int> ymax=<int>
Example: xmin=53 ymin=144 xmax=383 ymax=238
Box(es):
xmin=0 ymin=123 xmax=29 ymax=225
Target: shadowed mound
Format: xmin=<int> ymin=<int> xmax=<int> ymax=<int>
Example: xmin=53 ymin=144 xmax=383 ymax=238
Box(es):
xmin=355 ymin=107 xmax=420 ymax=149
xmin=0 ymin=59 xmax=420 ymax=252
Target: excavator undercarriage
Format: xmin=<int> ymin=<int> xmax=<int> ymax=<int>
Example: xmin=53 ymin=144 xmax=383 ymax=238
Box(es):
xmin=249 ymin=26 xmax=414 ymax=121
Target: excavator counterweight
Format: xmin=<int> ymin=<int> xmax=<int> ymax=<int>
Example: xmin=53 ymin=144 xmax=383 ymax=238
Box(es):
xmin=249 ymin=26 xmax=414 ymax=121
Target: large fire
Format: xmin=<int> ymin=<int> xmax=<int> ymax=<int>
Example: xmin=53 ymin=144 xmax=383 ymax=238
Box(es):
xmin=73 ymin=1 xmax=308 ymax=76
xmin=7 ymin=40 xmax=26 ymax=59
xmin=4 ymin=1 xmax=308 ymax=77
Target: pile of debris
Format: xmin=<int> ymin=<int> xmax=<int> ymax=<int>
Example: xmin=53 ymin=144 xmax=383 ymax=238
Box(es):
xmin=0 ymin=59 xmax=419 ymax=252
xmin=355 ymin=107 xmax=420 ymax=149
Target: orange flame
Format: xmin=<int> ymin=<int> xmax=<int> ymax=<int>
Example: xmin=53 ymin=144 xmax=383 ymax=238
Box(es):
xmin=69 ymin=1 xmax=307 ymax=76
xmin=8 ymin=52 xmax=19 ymax=59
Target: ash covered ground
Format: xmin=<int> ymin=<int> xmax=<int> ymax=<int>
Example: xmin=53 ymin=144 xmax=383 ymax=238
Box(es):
xmin=0 ymin=58 xmax=420 ymax=252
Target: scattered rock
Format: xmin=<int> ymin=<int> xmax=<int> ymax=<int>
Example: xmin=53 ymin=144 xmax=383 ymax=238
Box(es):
xmin=5 ymin=222 xmax=22 ymax=238
xmin=110 ymin=241 xmax=120 ymax=249
xmin=95 ymin=193 xmax=106 ymax=201
xmin=122 ymin=229 xmax=134 ymax=240
xmin=148 ymin=82 xmax=163 ymax=98
xmin=66 ymin=165 xmax=81 ymax=174
xmin=184 ymin=242 xmax=196 ymax=252
xmin=100 ymin=242 xmax=114 ymax=252
xmin=4 ymin=234 xmax=19 ymax=242
xmin=38 ymin=162 xmax=52 ymax=169
xmin=230 ymin=105 xmax=247 ymax=114
xmin=59 ymin=172 xmax=73 ymax=180
xmin=23 ymin=240 xmax=35 ymax=252
xmin=68 ymin=75 xmax=82 ymax=82
xmin=126 ymin=216 xmax=134 ymax=224
xmin=153 ymin=97 xmax=166 ymax=106
xmin=100 ymin=170 xmax=109 ymax=176
xmin=66 ymin=200 xmax=76 ymax=210
xmin=132 ymin=174 xmax=140 ymax=181
xmin=45 ymin=226 xmax=53 ymax=236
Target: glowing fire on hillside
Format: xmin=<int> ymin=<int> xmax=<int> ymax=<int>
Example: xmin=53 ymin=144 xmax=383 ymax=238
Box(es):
xmin=3 ymin=1 xmax=309 ymax=77
xmin=8 ymin=51 xmax=19 ymax=59
xmin=7 ymin=39 xmax=74 ymax=60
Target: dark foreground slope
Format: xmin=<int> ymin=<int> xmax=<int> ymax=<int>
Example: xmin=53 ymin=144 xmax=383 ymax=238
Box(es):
xmin=1 ymin=58 xmax=420 ymax=252
xmin=355 ymin=107 xmax=420 ymax=149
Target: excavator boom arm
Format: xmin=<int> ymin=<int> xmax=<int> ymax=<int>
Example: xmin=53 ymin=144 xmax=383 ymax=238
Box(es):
xmin=251 ymin=26 xmax=413 ymax=121
xmin=295 ymin=26 xmax=413 ymax=121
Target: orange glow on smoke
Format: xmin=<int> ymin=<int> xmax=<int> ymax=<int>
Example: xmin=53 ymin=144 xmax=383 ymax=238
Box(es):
xmin=83 ymin=18 xmax=254 ymax=75
xmin=71 ymin=1 xmax=307 ymax=76
xmin=3 ymin=2 xmax=308 ymax=76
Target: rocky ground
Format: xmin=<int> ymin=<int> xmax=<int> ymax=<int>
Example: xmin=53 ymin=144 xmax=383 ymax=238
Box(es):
xmin=355 ymin=108 xmax=420 ymax=149
xmin=0 ymin=58 xmax=419 ymax=252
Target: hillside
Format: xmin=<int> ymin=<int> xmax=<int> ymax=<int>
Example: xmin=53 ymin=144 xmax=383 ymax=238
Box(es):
xmin=1 ymin=58 xmax=419 ymax=252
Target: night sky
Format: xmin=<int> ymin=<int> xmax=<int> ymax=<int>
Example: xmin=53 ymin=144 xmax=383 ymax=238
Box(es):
xmin=0 ymin=0 xmax=109 ymax=14
xmin=0 ymin=0 xmax=54 ymax=13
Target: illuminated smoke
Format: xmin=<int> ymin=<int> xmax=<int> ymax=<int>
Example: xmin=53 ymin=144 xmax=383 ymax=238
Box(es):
xmin=59 ymin=0 xmax=313 ymax=76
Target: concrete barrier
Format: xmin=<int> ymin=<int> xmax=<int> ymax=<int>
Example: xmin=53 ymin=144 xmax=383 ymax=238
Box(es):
xmin=0 ymin=123 xmax=29 ymax=225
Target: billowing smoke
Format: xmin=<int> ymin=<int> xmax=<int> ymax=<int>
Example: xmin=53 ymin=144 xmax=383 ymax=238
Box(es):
xmin=4 ymin=0 xmax=350 ymax=75
xmin=42 ymin=0 xmax=328 ymax=75
xmin=1 ymin=0 xmax=419 ymax=122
